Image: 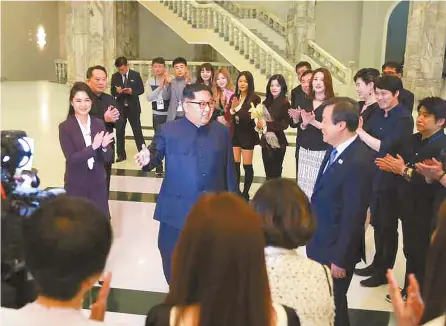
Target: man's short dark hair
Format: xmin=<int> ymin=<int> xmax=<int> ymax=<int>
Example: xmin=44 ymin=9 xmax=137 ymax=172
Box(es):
xmin=23 ymin=196 xmax=112 ymax=301
xmin=301 ymin=69 xmax=313 ymax=79
xmin=252 ymin=178 xmax=316 ymax=249
xmin=86 ymin=65 xmax=107 ymax=80
xmin=114 ymin=56 xmax=128 ymax=68
xmin=295 ymin=61 xmax=312 ymax=71
xmin=374 ymin=75 xmax=403 ymax=95
xmin=382 ymin=61 xmax=403 ymax=74
xmin=324 ymin=97 xmax=360 ymax=132
xmin=417 ymin=97 xmax=446 ymax=128
xmin=152 ymin=57 xmax=165 ymax=65
xmin=183 ymin=83 xmax=213 ymax=100
xmin=172 ymin=57 xmax=187 ymax=67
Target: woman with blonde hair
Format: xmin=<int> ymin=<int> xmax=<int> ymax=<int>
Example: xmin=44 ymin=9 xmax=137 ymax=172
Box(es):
xmin=211 ymin=67 xmax=234 ymax=124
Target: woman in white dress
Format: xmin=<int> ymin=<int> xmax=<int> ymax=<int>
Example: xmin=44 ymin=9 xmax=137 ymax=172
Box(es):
xmin=252 ymin=178 xmax=335 ymax=326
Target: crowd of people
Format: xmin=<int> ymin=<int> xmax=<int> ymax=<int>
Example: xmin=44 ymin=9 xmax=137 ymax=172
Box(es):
xmin=2 ymin=55 xmax=446 ymax=326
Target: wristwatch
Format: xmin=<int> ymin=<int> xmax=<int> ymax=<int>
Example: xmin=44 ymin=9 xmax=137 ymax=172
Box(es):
xmin=403 ymin=167 xmax=413 ymax=181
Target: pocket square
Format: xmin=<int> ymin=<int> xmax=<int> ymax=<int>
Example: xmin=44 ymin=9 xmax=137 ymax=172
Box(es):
xmin=338 ymin=159 xmax=343 ymax=164
xmin=130 ymin=79 xmax=134 ymax=82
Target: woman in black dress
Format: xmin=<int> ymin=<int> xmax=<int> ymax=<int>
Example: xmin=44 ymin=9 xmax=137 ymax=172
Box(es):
xmin=354 ymin=68 xmax=380 ymax=131
xmin=257 ymin=74 xmax=290 ymax=179
xmin=225 ymin=71 xmax=261 ymax=200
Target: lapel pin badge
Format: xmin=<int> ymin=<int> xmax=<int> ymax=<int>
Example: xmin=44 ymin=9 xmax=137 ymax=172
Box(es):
xmin=338 ymin=159 xmax=343 ymax=164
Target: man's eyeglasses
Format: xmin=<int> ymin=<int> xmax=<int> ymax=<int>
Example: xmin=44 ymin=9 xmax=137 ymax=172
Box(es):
xmin=185 ymin=101 xmax=216 ymax=110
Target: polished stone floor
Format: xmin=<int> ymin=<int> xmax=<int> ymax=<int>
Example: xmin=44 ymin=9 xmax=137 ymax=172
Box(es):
xmin=0 ymin=81 xmax=409 ymax=325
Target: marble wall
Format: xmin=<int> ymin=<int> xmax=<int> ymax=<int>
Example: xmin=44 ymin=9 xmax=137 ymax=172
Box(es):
xmin=404 ymin=1 xmax=446 ymax=98
xmin=116 ymin=1 xmax=139 ymax=59
xmin=65 ymin=1 xmax=116 ymax=84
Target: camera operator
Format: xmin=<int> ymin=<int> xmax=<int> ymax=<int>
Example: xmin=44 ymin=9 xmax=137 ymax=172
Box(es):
xmin=1 ymin=196 xmax=118 ymax=325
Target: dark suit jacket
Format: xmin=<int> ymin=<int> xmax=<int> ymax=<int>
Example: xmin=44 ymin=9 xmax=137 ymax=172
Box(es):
xmin=59 ymin=115 xmax=113 ymax=187
xmin=111 ymin=69 xmax=144 ymax=113
xmin=399 ymin=88 xmax=415 ymax=113
xmin=142 ymin=118 xmax=238 ymax=229
xmin=306 ymin=138 xmax=375 ymax=269
xmin=290 ymin=85 xmax=303 ymax=109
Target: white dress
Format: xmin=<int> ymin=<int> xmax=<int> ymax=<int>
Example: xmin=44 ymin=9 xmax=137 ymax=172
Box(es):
xmin=265 ymin=246 xmax=335 ymax=326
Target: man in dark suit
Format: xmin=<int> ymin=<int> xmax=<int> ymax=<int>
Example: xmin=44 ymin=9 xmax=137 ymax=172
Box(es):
xmin=135 ymin=83 xmax=238 ymax=283
xmin=306 ymin=97 xmax=375 ymax=326
xmin=382 ymin=61 xmax=415 ymax=113
xmin=111 ymin=56 xmax=145 ymax=162
xmin=290 ymin=61 xmax=312 ymax=109
xmin=86 ymin=65 xmax=120 ymax=192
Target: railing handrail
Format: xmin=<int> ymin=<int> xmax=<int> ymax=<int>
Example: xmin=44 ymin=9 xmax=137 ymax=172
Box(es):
xmin=307 ymin=40 xmax=350 ymax=73
xmin=185 ymin=0 xmax=294 ymax=72
xmin=227 ymin=1 xmax=286 ymax=32
xmin=130 ymin=60 xmax=233 ymax=67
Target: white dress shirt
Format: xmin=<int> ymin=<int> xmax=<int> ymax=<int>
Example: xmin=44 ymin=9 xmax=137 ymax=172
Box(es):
xmin=76 ymin=115 xmax=94 ymax=170
xmin=1 ymin=303 xmax=122 ymax=326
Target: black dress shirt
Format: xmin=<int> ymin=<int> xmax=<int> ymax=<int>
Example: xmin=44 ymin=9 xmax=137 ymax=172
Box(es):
xmin=358 ymin=101 xmax=380 ymax=133
xmin=297 ymin=101 xmax=328 ymax=151
xmin=367 ymin=105 xmax=414 ymax=191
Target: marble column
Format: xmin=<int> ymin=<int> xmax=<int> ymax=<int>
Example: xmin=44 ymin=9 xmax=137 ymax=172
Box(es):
xmin=65 ymin=1 xmax=116 ymax=85
xmin=403 ymin=1 xmax=446 ymax=99
xmin=285 ymin=0 xmax=316 ymax=63
xmin=115 ymin=1 xmax=139 ymax=59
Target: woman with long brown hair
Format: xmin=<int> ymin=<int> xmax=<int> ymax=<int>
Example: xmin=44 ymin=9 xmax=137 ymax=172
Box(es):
xmin=146 ymin=193 xmax=301 ymax=326
xmin=211 ymin=67 xmax=234 ymax=124
xmin=296 ymin=68 xmax=335 ymax=198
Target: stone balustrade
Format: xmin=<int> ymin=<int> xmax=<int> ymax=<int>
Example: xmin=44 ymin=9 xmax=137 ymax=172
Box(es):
xmin=54 ymin=59 xmax=239 ymax=85
xmin=161 ymin=0 xmax=296 ymax=89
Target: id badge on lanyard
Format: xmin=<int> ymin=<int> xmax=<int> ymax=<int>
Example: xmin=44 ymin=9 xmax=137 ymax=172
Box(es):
xmin=177 ymin=100 xmax=183 ymax=112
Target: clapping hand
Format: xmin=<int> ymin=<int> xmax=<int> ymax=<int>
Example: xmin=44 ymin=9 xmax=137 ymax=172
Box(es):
xmin=386 ymin=270 xmax=424 ymax=326
xmin=92 ymin=131 xmax=105 ymax=150
xmin=288 ymin=108 xmax=301 ymax=122
xmin=416 ymin=158 xmax=444 ymax=181
xmin=101 ymin=132 xmax=114 ymax=148
xmin=185 ymin=70 xmax=191 ymax=84
xmin=375 ymin=154 xmax=406 ymax=175
xmin=89 ymin=272 xmax=112 ymax=322
xmin=115 ymin=86 xmax=123 ymax=94
xmin=300 ymin=110 xmax=315 ymax=127
xmin=123 ymin=87 xmax=132 ymax=95
xmin=134 ymin=144 xmax=151 ymax=167
xmin=104 ymin=106 xmax=120 ymax=123
xmin=231 ymin=97 xmax=240 ymax=112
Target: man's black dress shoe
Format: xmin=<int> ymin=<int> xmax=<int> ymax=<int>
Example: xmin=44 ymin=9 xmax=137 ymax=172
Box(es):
xmin=354 ymin=264 xmax=376 ymax=277
xmin=360 ymin=274 xmax=387 ymax=287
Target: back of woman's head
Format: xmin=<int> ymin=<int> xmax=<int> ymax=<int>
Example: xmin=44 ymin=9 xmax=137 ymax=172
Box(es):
xmin=252 ymin=179 xmax=316 ymax=249
xmin=420 ymin=201 xmax=446 ymax=324
xmin=167 ymin=193 xmax=271 ymax=326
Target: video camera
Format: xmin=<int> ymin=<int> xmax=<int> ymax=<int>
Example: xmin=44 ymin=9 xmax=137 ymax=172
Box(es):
xmin=1 ymin=130 xmax=65 ymax=307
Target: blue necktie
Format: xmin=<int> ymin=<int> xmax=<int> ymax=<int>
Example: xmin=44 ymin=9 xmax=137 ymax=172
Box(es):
xmin=323 ymin=148 xmax=338 ymax=174
xmin=329 ymin=148 xmax=338 ymax=166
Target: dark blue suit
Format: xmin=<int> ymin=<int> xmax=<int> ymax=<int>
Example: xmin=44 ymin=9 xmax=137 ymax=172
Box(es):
xmin=307 ymin=138 xmax=375 ymax=326
xmin=142 ymin=117 xmax=238 ymax=282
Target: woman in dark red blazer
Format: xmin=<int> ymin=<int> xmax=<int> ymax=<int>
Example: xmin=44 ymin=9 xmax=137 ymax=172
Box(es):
xmin=59 ymin=82 xmax=114 ymax=218
xmin=257 ymin=74 xmax=290 ymax=180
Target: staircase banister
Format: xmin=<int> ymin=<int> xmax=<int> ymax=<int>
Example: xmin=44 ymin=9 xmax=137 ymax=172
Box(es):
xmin=190 ymin=1 xmax=293 ymax=71
xmin=256 ymin=10 xmax=286 ymax=31
xmin=129 ymin=60 xmax=233 ymax=67
xmin=307 ymin=40 xmax=350 ymax=72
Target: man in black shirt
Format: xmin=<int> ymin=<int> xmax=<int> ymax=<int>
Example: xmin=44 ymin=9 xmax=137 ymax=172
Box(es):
xmin=86 ymin=65 xmax=120 ymax=192
xmin=355 ymin=76 xmax=414 ymax=287
xmin=375 ymin=97 xmax=446 ymax=300
xmin=290 ymin=61 xmax=312 ymax=109
xmin=382 ymin=61 xmax=415 ymax=113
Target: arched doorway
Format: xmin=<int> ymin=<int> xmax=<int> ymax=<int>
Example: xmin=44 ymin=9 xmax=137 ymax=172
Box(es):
xmin=384 ymin=1 xmax=410 ymax=64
